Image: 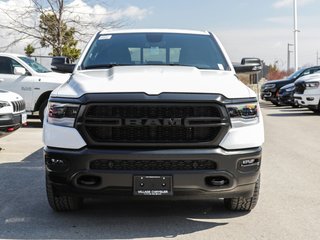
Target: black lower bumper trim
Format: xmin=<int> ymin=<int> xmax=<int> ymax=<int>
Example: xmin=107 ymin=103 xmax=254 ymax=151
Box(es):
xmin=45 ymin=146 xmax=262 ymax=198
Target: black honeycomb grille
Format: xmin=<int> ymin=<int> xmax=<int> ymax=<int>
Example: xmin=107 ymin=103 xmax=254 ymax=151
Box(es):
xmin=295 ymin=82 xmax=306 ymax=94
xmin=78 ymin=103 xmax=228 ymax=146
xmin=90 ymin=159 xmax=217 ymax=171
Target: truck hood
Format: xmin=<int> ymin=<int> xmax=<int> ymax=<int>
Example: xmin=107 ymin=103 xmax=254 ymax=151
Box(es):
xmin=297 ymin=73 xmax=320 ymax=83
xmin=263 ymin=78 xmax=292 ymax=85
xmin=0 ymin=89 xmax=23 ymax=101
xmin=53 ymin=66 xmax=255 ymax=99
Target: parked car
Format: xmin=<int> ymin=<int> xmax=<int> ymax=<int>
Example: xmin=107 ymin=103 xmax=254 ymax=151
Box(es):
xmin=261 ymin=66 xmax=320 ymax=106
xmin=0 ymin=89 xmax=26 ymax=138
xmin=43 ymin=29 xmax=264 ymax=212
xmin=294 ymin=73 xmax=320 ymax=113
xmin=278 ymin=83 xmax=299 ymax=107
xmin=0 ymin=53 xmax=70 ymax=122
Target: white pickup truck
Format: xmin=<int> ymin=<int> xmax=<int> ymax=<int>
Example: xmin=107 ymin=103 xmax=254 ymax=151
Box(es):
xmin=294 ymin=72 xmax=320 ymax=112
xmin=0 ymin=53 xmax=69 ymax=122
xmin=43 ymin=29 xmax=264 ymax=212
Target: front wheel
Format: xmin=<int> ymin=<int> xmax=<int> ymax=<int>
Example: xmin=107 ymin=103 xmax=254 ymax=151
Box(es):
xmin=46 ymin=176 xmax=83 ymax=211
xmin=224 ymin=176 xmax=260 ymax=211
xmin=292 ymin=103 xmax=299 ymax=108
xmin=271 ymin=100 xmax=280 ymax=106
xmin=39 ymin=100 xmax=48 ymax=124
xmin=308 ymin=104 xmax=320 ymax=113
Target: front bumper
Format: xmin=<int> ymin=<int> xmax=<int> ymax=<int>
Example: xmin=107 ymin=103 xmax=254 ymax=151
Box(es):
xmin=0 ymin=112 xmax=24 ymax=137
xmin=279 ymin=92 xmax=295 ymax=105
xmin=45 ymin=146 xmax=262 ymax=199
xmin=260 ymin=89 xmax=277 ymax=101
xmin=294 ymin=93 xmax=320 ymax=107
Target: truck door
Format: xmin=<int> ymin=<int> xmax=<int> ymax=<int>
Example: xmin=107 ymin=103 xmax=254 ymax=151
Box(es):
xmin=0 ymin=56 xmax=34 ymax=111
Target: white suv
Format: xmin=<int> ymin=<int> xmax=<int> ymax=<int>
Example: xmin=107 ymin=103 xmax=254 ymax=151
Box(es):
xmin=0 ymin=89 xmax=26 ymax=138
xmin=294 ymin=73 xmax=320 ymax=112
xmin=43 ymin=29 xmax=264 ymax=212
xmin=0 ymin=53 xmax=70 ymax=122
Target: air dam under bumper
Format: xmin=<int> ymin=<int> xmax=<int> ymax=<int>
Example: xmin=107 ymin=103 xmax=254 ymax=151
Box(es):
xmin=45 ymin=146 xmax=262 ymax=199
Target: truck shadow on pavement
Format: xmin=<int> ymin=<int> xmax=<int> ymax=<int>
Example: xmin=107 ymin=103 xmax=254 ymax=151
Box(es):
xmin=0 ymin=149 xmax=248 ymax=239
xmin=260 ymin=101 xmax=319 ymax=117
xmin=259 ymin=101 xmax=281 ymax=109
xmin=267 ymin=108 xmax=318 ymax=117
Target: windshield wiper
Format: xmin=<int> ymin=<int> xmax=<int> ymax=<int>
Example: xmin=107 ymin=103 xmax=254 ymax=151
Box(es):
xmin=167 ymin=63 xmax=200 ymax=68
xmin=83 ymin=64 xmax=129 ymax=70
xmin=168 ymin=63 xmax=216 ymax=70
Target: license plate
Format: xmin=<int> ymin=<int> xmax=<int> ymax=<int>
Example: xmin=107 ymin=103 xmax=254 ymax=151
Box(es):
xmin=133 ymin=176 xmax=173 ymax=196
xmin=21 ymin=113 xmax=27 ymax=124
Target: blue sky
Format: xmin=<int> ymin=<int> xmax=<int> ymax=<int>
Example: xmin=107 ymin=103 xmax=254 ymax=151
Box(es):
xmin=1 ymin=0 xmax=319 ymax=68
xmin=108 ymin=0 xmax=320 ymax=68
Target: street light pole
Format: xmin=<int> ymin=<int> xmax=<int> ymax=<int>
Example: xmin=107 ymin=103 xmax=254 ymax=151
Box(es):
xmin=287 ymin=43 xmax=293 ymax=72
xmin=293 ymin=0 xmax=299 ymax=71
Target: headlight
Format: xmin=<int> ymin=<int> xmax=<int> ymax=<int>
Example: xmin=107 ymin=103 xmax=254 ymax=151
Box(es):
xmin=227 ymin=102 xmax=259 ymax=128
xmin=0 ymin=101 xmax=10 ymax=109
xmin=48 ymin=102 xmax=79 ymax=127
xmin=305 ymin=82 xmax=319 ymax=89
xmin=285 ymin=86 xmax=295 ymax=92
xmin=264 ymin=84 xmax=276 ymax=89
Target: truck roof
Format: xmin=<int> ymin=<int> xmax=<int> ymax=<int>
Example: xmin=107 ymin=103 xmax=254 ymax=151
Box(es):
xmin=0 ymin=53 xmax=25 ymax=58
xmin=99 ymin=29 xmax=210 ymax=35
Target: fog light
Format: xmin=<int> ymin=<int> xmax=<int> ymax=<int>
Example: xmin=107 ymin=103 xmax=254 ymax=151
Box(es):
xmin=238 ymin=159 xmax=260 ymax=172
xmin=45 ymin=155 xmax=69 ymax=172
xmin=49 ymin=158 xmax=65 ymax=165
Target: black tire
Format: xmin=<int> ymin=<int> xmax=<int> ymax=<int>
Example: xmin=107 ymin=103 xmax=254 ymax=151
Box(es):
xmin=39 ymin=100 xmax=48 ymax=124
xmin=224 ymin=176 xmax=260 ymax=211
xmin=46 ymin=176 xmax=83 ymax=211
xmin=292 ymin=104 xmax=299 ymax=108
xmin=308 ymin=105 xmax=320 ymax=113
xmin=271 ymin=100 xmax=280 ymax=106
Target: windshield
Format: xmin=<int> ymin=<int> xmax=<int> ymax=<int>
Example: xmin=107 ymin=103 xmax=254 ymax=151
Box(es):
xmin=82 ymin=33 xmax=230 ymax=70
xmin=19 ymin=57 xmax=51 ymax=73
xmin=287 ymin=68 xmax=305 ymax=80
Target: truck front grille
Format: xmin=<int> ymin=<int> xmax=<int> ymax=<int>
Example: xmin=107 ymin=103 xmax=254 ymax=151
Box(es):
xmin=295 ymin=82 xmax=306 ymax=94
xmin=11 ymin=100 xmax=25 ymax=113
xmin=77 ymin=103 xmax=229 ymax=147
xmin=90 ymin=159 xmax=217 ymax=171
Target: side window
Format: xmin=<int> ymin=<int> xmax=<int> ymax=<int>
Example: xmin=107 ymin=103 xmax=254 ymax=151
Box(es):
xmin=310 ymin=68 xmax=320 ymax=74
xmin=143 ymin=47 xmax=166 ymax=64
xmin=129 ymin=48 xmax=141 ymax=63
xmin=301 ymin=69 xmax=310 ymax=76
xmin=11 ymin=59 xmax=23 ymax=69
xmin=0 ymin=57 xmax=13 ymax=74
xmin=170 ymin=48 xmax=181 ymax=63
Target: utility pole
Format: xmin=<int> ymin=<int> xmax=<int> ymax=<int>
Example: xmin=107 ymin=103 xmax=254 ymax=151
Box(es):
xmin=293 ymin=0 xmax=299 ymax=71
xmin=287 ymin=43 xmax=293 ymax=72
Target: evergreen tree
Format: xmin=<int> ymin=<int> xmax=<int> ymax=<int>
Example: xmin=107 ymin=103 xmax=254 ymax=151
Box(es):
xmin=39 ymin=13 xmax=81 ymax=62
xmin=24 ymin=44 xmax=35 ymax=57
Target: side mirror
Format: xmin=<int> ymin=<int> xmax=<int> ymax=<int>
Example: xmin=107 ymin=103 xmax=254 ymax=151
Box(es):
xmin=14 ymin=66 xmax=26 ymax=75
xmin=233 ymin=58 xmax=262 ymax=74
xmin=51 ymin=57 xmax=75 ymax=73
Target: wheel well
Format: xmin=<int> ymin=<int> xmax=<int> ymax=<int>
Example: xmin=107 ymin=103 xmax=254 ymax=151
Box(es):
xmin=34 ymin=91 xmax=51 ymax=111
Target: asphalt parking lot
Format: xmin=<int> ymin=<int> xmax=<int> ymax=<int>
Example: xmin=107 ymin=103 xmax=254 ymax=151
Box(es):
xmin=0 ymin=101 xmax=320 ymax=240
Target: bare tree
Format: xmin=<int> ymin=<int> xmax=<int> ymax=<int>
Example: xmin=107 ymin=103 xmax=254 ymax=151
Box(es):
xmin=0 ymin=0 xmax=125 ymax=57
